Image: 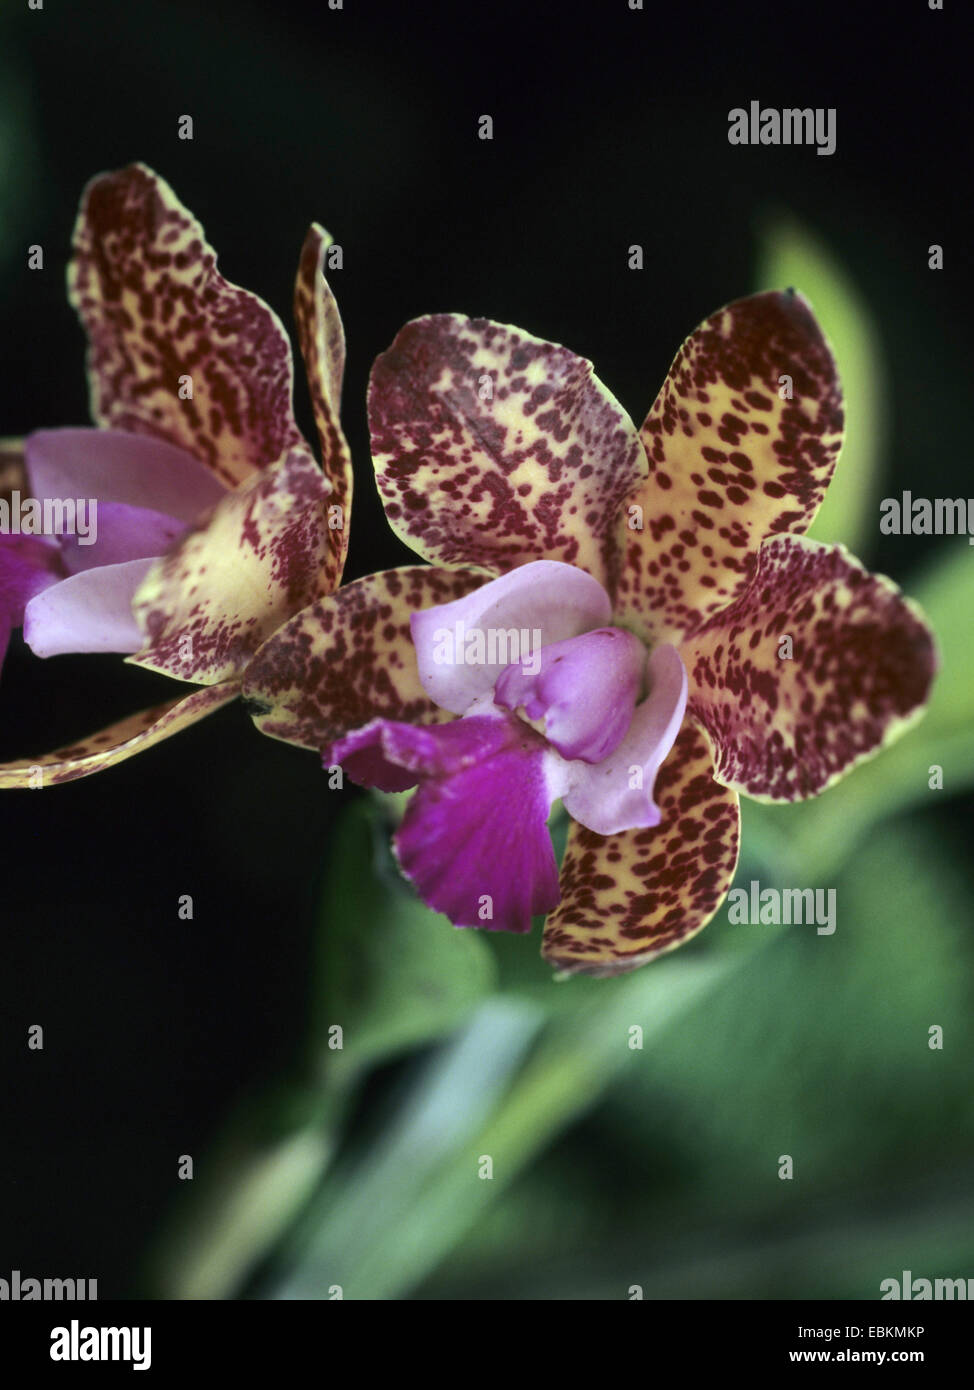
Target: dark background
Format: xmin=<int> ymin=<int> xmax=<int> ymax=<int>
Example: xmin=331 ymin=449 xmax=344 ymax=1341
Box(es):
xmin=1 ymin=0 xmax=970 ymax=1297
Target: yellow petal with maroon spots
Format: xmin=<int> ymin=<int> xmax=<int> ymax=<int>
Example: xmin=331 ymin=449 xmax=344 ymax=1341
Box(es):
xmin=681 ymin=534 xmax=937 ymax=802
xmin=68 ymin=163 xmax=305 ymax=488
xmin=615 ymin=290 xmax=844 ymax=645
xmin=129 ymin=446 xmax=333 ymax=685
xmin=368 ymin=315 xmax=647 ymax=590
xmin=542 ymin=720 xmax=740 ymax=976
xmin=293 ymin=224 xmax=353 ymax=589
xmin=243 ymin=566 xmax=483 ymax=752
xmin=0 ymin=681 xmax=237 ymax=788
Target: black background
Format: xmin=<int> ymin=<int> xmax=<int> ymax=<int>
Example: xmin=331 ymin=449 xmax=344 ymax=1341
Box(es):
xmin=0 ymin=0 xmax=970 ymax=1297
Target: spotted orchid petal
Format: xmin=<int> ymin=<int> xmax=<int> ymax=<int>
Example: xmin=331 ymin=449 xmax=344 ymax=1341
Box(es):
xmin=242 ymin=567 xmax=485 ymax=751
xmin=68 ymin=164 xmax=306 ymax=487
xmin=410 ymin=560 xmax=612 ymax=715
xmin=330 ymin=713 xmax=561 ymax=934
xmin=559 ymin=643 xmax=688 ymax=832
xmin=0 ymin=682 xmax=238 ymax=788
xmin=129 ymin=445 xmax=333 ymax=685
xmin=542 ymin=720 xmax=740 ymax=976
xmin=681 ymin=533 xmax=937 ymax=801
xmin=368 ymin=315 xmax=648 ymax=589
xmin=615 ymin=291 xmax=844 ymax=645
xmin=294 ymin=225 xmax=353 ymax=591
xmin=25 ymin=429 xmax=225 ymax=526
xmin=495 ymin=626 xmax=646 ymax=764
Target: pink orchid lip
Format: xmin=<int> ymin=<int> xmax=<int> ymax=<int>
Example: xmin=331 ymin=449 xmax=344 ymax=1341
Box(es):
xmin=324 ymin=636 xmax=688 ymax=933
xmin=558 ymin=642 xmax=688 ymax=836
xmin=23 ymin=558 xmax=158 ymax=657
xmin=409 ymin=559 xmax=613 ymax=716
xmin=494 ymin=626 xmax=647 ymax=764
xmin=403 ymin=559 xmax=692 ymax=835
xmin=314 ymin=565 xmax=691 ymax=935
xmin=328 ymin=713 xmax=561 ymax=934
xmin=5 ymin=429 xmax=226 ymax=663
xmin=0 ymin=534 xmax=67 ymax=671
xmin=25 ymin=429 xmax=226 ymax=523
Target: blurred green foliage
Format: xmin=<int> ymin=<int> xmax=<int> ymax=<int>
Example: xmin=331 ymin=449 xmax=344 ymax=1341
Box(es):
xmin=149 ymin=800 xmax=498 ymax=1299
xmin=421 ymin=824 xmax=974 ymax=1299
xmin=310 ymin=800 xmax=498 ymax=1079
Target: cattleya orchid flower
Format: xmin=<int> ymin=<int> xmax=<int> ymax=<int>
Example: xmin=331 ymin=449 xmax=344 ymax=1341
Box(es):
xmin=0 ymin=164 xmax=350 ymax=787
xmin=244 ymin=292 xmax=936 ymax=976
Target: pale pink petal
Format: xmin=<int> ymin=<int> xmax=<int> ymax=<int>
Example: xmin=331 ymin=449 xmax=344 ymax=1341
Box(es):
xmin=23 ymin=558 xmax=156 ymax=656
xmin=410 ymin=560 xmax=613 ymax=715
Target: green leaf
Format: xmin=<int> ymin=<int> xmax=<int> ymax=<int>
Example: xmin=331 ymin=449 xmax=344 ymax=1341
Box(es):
xmin=146 ymin=1082 xmax=340 ymax=1300
xmin=264 ymin=948 xmax=754 ymax=1299
xmin=754 ymin=215 xmax=885 ymax=557
xmin=618 ymin=820 xmax=974 ymax=1174
xmin=311 ymin=798 xmax=497 ymax=1080
xmin=150 ymin=797 xmax=498 ymax=1299
xmin=424 ymin=820 xmax=974 ymax=1299
xmin=263 ymin=996 xmax=545 ymax=1299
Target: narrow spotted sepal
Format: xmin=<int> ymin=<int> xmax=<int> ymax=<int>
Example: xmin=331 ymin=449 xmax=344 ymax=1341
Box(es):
xmin=0 ymin=682 xmax=238 ymax=788
xmin=294 ymin=224 xmax=353 ymax=589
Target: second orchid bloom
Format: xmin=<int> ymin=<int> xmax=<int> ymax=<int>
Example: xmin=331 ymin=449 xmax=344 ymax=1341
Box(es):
xmin=0 ymin=164 xmax=350 ymax=785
